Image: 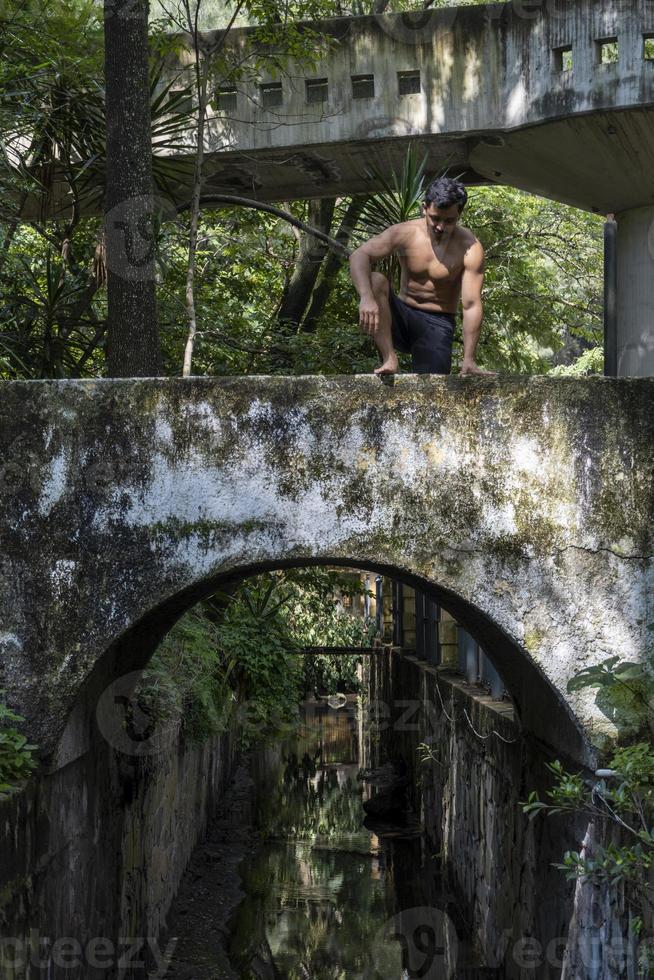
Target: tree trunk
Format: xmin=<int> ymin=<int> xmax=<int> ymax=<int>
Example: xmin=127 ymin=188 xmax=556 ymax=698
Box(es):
xmin=104 ymin=0 xmax=162 ymax=377
xmin=301 ymin=195 xmax=368 ymax=332
xmin=0 ymin=193 xmax=28 ymax=277
xmin=181 ymin=43 xmax=210 ymax=377
xmin=276 ymin=198 xmax=336 ymax=327
xmin=180 ymin=0 xmax=244 ymax=377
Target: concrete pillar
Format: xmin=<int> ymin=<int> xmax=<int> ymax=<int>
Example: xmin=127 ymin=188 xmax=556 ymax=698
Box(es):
xmin=603 ymin=217 xmax=617 ymax=377
xmin=616 ymin=204 xmax=654 ymax=377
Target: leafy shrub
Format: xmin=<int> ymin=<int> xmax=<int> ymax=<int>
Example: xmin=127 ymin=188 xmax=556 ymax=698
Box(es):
xmin=566 ymin=625 xmax=654 ymax=738
xmin=215 ymin=591 xmax=304 ymax=748
xmin=0 ymin=693 xmax=38 ymax=799
xmin=136 ymin=569 xmax=375 ymax=749
xmin=523 ymin=746 xmax=654 ymax=930
xmin=549 ymin=346 xmax=604 ymax=376
xmin=524 ymin=630 xmax=654 ymax=935
xmin=136 ymin=607 xmax=236 ymax=743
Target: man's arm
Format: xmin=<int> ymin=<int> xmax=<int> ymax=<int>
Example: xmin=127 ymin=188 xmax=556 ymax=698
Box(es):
xmin=460 ymin=239 xmax=495 ymax=376
xmin=349 ymin=226 xmax=402 ymax=334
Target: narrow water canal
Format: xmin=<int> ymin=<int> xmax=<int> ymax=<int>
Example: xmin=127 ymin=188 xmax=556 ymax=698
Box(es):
xmin=165 ymin=698 xmax=465 ymax=980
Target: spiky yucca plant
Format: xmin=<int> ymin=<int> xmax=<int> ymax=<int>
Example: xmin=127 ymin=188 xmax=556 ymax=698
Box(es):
xmin=359 ymin=144 xmax=430 ymax=289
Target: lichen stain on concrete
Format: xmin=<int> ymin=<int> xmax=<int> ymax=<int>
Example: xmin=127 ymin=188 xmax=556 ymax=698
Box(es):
xmin=38 ymin=448 xmax=71 ymax=517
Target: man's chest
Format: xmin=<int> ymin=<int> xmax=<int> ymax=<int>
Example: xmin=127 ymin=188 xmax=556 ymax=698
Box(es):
xmin=400 ymin=240 xmax=464 ymax=283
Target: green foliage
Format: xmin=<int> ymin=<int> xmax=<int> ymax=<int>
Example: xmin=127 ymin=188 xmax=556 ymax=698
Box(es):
xmin=362 ymin=146 xmax=428 ymax=236
xmin=524 ymin=633 xmax=654 ymax=929
xmin=463 ymin=186 xmax=603 ymax=373
xmin=360 ymin=145 xmax=428 ymax=294
xmin=215 ymin=580 xmax=305 ymax=747
xmin=355 ymin=146 xmax=603 ymax=374
xmin=523 ymin=745 xmax=654 ymax=924
xmin=417 ymin=741 xmax=443 ymax=767
xmin=566 ymin=640 xmax=654 ymax=737
xmin=567 ymin=656 xmax=651 ymax=696
xmin=280 ymin=568 xmax=374 ymax=645
xmin=275 ymin=567 xmax=374 ymax=695
xmin=550 ymin=345 xmax=604 ymax=376
xmin=612 ymin=742 xmax=654 ymax=787
xmin=522 ymin=760 xmax=588 ymax=820
xmin=0 ymin=238 xmax=103 ymax=378
xmin=138 ymin=605 xmax=236 ymax=742
xmin=0 ymin=0 xmax=105 ymax=218
xmin=0 ymin=0 xmax=200 ymax=379
xmin=0 ymin=0 xmax=605 ymax=380
xmin=153 ymin=167 xmax=604 ymax=378
xmin=140 ymin=569 xmax=373 ymax=749
xmin=221 ymin=570 xmax=374 ymax=743
xmin=0 ymin=693 xmax=38 ymax=800
xmin=0 ymin=0 xmax=106 ymax=377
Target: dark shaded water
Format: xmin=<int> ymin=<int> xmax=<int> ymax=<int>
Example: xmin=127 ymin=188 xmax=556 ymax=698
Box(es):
xmin=227 ymin=698 xmax=461 ymax=980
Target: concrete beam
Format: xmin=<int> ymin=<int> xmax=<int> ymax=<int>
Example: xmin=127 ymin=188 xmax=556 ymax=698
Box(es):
xmin=22 ymin=0 xmax=654 ymax=216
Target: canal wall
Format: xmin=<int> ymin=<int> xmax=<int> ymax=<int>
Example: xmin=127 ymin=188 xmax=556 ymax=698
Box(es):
xmin=362 ymin=650 xmax=638 ymax=980
xmin=0 ymin=721 xmax=238 ymax=979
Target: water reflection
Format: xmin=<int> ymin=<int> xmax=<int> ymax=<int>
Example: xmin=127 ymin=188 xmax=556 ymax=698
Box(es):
xmin=228 ymin=698 xmax=458 ymax=980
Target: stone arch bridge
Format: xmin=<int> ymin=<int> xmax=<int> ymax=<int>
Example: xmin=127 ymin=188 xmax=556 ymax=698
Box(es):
xmin=1 ymin=375 xmax=652 ymax=769
xmin=27 ymin=0 xmax=654 ymax=375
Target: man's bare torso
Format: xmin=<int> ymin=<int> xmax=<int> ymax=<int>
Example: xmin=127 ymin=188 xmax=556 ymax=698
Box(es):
xmin=393 ymin=219 xmax=479 ymax=315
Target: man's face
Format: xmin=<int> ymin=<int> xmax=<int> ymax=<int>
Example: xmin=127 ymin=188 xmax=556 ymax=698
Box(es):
xmin=422 ymin=202 xmax=461 ymax=241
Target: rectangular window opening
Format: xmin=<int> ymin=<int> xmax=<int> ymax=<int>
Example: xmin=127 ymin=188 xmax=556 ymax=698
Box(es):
xmin=216 ymin=87 xmax=237 ymax=112
xmin=398 ymin=69 xmax=421 ymax=95
xmin=260 ymin=82 xmax=283 ymax=109
xmin=644 ymin=34 xmax=654 ymax=60
xmin=596 ymin=37 xmax=619 ymax=65
xmin=553 ymin=45 xmax=573 ymax=72
xmin=305 ymin=78 xmax=328 ymax=104
xmin=352 ymin=73 xmax=375 ymax=99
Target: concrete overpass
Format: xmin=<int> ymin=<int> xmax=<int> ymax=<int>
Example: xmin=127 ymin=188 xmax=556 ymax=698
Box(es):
xmin=0 ymin=375 xmax=652 ymax=770
xmin=160 ymin=0 xmax=654 ymax=216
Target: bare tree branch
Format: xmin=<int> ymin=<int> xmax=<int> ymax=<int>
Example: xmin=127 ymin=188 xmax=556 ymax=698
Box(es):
xmin=178 ymin=193 xmax=352 ymax=258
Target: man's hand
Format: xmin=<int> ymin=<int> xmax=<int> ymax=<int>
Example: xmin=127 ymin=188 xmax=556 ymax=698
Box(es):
xmin=460 ymin=359 xmax=497 ymax=377
xmin=359 ymin=296 xmax=380 ymax=336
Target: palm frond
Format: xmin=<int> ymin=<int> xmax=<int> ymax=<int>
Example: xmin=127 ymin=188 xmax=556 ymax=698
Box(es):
xmin=361 ymin=144 xmax=429 ymax=236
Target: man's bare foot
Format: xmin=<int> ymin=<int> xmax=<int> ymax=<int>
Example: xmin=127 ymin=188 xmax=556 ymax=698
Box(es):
xmin=374 ymin=355 xmax=399 ymax=376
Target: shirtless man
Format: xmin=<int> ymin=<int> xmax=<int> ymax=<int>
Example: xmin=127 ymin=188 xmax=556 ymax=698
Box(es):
xmin=349 ymin=176 xmax=494 ymax=376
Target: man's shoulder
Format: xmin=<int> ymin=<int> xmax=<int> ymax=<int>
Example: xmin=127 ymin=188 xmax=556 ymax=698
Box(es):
xmin=378 ymin=220 xmax=419 ymax=248
xmin=457 ymin=227 xmax=484 ymax=266
xmin=390 ymin=219 xmax=421 ymax=236
xmin=457 ymin=225 xmax=482 ymax=248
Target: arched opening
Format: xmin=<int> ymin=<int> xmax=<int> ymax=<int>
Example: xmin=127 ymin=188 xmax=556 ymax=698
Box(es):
xmin=55 ymin=557 xmax=589 ymax=771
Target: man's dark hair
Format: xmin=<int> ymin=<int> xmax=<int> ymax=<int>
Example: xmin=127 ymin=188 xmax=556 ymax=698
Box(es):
xmin=424 ymin=177 xmax=468 ymax=212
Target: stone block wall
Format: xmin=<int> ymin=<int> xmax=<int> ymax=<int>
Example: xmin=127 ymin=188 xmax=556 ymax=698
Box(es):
xmin=362 ymin=649 xmax=639 ymax=979
xmin=0 ymin=722 xmax=237 ymax=979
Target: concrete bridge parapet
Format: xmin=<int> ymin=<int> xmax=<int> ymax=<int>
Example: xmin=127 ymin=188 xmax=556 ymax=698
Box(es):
xmin=0 ymin=375 xmax=652 ymax=767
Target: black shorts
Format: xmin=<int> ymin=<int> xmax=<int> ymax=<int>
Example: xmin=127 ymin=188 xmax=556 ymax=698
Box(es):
xmin=389 ymin=291 xmax=455 ymax=375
